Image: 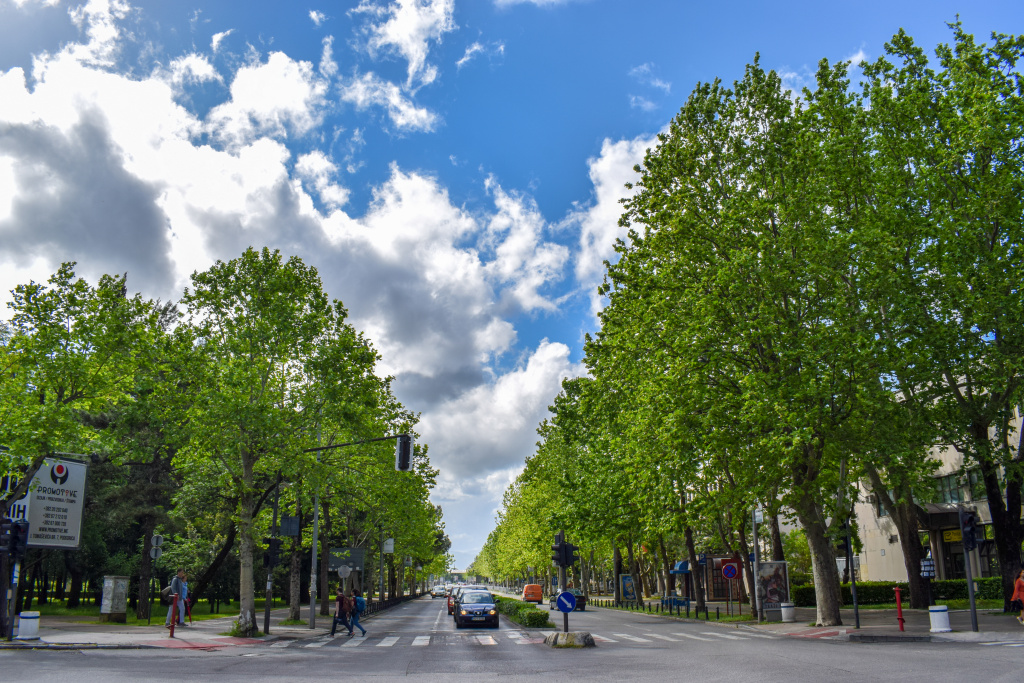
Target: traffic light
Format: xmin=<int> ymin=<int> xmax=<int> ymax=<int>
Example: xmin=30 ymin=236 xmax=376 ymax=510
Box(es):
xmin=395 ymin=434 xmax=413 ymax=472
xmin=551 ymin=531 xmax=565 ymax=567
xmin=564 ymin=541 xmax=580 ymax=567
xmin=10 ymin=520 xmax=29 ymax=559
xmin=0 ymin=518 xmax=12 ymax=554
xmin=960 ymin=509 xmax=978 ymax=551
xmin=263 ymin=537 xmax=283 ymax=568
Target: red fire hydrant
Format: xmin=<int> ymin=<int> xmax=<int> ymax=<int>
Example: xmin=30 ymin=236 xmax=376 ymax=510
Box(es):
xmin=894 ymin=587 xmax=905 ymax=631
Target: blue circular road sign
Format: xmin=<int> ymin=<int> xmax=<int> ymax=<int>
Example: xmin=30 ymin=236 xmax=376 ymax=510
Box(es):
xmin=557 ymin=591 xmax=577 ymax=613
xmin=721 ymin=563 xmax=738 ymax=580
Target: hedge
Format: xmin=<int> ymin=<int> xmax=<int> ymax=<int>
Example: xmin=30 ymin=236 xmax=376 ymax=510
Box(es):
xmin=792 ymin=578 xmax=1002 ymax=607
xmin=494 ymin=596 xmax=554 ymax=628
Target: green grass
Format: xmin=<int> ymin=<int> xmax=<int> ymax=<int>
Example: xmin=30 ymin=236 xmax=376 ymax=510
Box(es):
xmin=278 ymin=618 xmax=307 ymax=626
xmin=839 ymin=599 xmax=1003 ymax=611
xmin=29 ymin=599 xmax=237 ymax=626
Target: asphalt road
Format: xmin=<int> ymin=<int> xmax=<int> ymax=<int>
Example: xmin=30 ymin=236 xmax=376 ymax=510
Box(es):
xmin=3 ymin=595 xmax=1023 ymax=681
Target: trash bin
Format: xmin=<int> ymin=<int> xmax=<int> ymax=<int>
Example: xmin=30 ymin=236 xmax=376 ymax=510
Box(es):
xmin=16 ymin=611 xmax=40 ymax=640
xmin=929 ymin=605 xmax=952 ymax=633
xmin=780 ymin=602 xmax=796 ymax=623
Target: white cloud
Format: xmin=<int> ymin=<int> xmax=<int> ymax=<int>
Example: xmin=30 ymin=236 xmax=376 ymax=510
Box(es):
xmin=211 ymin=29 xmax=233 ymax=53
xmin=353 ymin=0 xmax=455 ymax=88
xmin=568 ymin=133 xmax=659 ymax=316
xmin=309 ymin=10 xmax=327 ymax=26
xmin=629 ymin=62 xmax=671 ymax=94
xmin=340 ymin=71 xmax=438 ymax=131
xmin=67 ymin=0 xmax=131 ymax=67
xmin=456 ymin=42 xmax=484 ymax=70
xmin=629 ymin=95 xmax=656 ymax=112
xmin=494 ymin=0 xmax=578 ymax=6
xmin=295 ymin=151 xmax=349 ymax=210
xmin=846 ymin=48 xmax=868 ymax=65
xmin=165 ymin=53 xmax=222 ymax=87
xmin=206 ymin=51 xmax=330 ymax=145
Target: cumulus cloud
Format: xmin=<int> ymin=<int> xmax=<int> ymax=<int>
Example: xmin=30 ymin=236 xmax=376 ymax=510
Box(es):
xmin=567 ymin=133 xmax=659 ymax=316
xmin=165 ymin=53 xmax=222 ymax=87
xmin=456 ymin=42 xmax=484 ymax=69
xmin=206 ymin=51 xmax=330 ymax=146
xmin=629 ymin=95 xmax=656 ymax=112
xmin=309 ymin=10 xmax=327 ymax=26
xmin=352 ymin=0 xmax=455 ymax=88
xmin=340 ymin=71 xmax=438 ymax=131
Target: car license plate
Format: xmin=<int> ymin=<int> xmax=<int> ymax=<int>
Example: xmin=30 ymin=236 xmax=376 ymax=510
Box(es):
xmin=472 ymin=616 xmax=485 ymax=621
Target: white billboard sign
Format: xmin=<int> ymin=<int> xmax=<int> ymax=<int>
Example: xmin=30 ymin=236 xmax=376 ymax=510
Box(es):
xmin=12 ymin=458 xmax=88 ymax=549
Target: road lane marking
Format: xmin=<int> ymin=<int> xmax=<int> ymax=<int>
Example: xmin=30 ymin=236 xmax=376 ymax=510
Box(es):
xmin=674 ymin=632 xmax=714 ymax=641
xmin=742 ymin=633 xmax=777 ymax=639
xmin=644 ymin=634 xmax=681 ymax=642
xmin=342 ymin=637 xmax=365 ymax=647
xmin=591 ymin=634 xmax=616 ymax=642
xmin=377 ymin=637 xmax=400 ymax=647
xmin=541 ymin=631 xmax=555 ymax=637
xmin=612 ymin=633 xmax=652 ymax=642
xmin=432 ymin=607 xmax=445 ymax=632
xmin=701 ymin=632 xmax=748 ymax=640
xmin=269 ymin=641 xmax=291 ymax=648
xmin=475 ymin=635 xmax=497 ymax=645
xmin=412 ymin=636 xmax=430 ymax=646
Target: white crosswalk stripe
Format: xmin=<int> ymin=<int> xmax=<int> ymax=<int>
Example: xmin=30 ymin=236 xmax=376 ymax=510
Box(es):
xmin=270 ymin=641 xmax=292 ymax=648
xmin=377 ymin=636 xmax=400 ymax=647
xmin=674 ymin=632 xmax=714 ymax=641
xmin=701 ymin=632 xmax=748 ymax=640
xmin=342 ymin=637 xmax=365 ymax=647
xmin=302 ymin=637 xmax=332 ymax=648
xmin=412 ymin=636 xmax=430 ymax=646
xmin=591 ymin=634 xmax=616 ymax=642
xmin=475 ymin=635 xmax=497 ymax=645
xmin=742 ymin=633 xmax=778 ymax=639
xmin=612 ymin=633 xmax=652 ymax=642
xmin=644 ymin=633 xmax=680 ymax=642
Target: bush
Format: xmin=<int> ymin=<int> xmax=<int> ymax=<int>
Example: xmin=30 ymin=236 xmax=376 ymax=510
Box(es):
xmin=494 ymin=596 xmax=553 ymax=628
xmin=792 ymin=578 xmax=1002 ymax=607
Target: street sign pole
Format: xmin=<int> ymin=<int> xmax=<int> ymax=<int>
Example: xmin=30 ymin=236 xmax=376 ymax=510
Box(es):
xmin=845 ymin=519 xmax=860 ymax=629
xmin=264 ymin=478 xmax=280 ymax=636
xmin=957 ymin=506 xmax=979 ymax=632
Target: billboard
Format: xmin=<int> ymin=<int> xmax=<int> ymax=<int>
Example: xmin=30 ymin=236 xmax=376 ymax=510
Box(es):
xmin=620 ymin=574 xmax=638 ymax=601
xmin=10 ymin=458 xmax=88 ymax=549
xmin=757 ymin=561 xmax=790 ymax=608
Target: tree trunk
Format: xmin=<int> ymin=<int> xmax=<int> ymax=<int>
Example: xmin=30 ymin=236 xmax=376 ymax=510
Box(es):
xmin=189 ymin=523 xmax=238 ymax=606
xmin=684 ymin=525 xmax=706 ymax=609
xmin=627 ymin=541 xmax=640 ymax=598
xmin=769 ymin=513 xmax=785 ymax=562
xmin=864 ymin=465 xmax=929 ymax=609
xmin=794 ymin=489 xmax=843 ymax=626
xmin=137 ymin=515 xmax=156 ymax=619
xmin=319 ymin=502 xmax=331 ymax=616
xmin=613 ymin=542 xmax=622 ymax=602
xmin=737 ymin=524 xmax=755 ymax=607
xmin=288 ymin=538 xmax=302 ymax=621
xmin=236 ymin=454 xmax=258 ymax=636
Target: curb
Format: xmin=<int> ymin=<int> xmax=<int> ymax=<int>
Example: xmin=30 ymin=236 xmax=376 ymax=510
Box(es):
xmin=849 ymin=633 xmax=931 ymax=643
xmin=0 ymin=642 xmax=157 ymax=650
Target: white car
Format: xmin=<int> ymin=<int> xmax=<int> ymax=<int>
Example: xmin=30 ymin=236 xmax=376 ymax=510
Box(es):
xmin=430 ymin=585 xmax=446 ymax=598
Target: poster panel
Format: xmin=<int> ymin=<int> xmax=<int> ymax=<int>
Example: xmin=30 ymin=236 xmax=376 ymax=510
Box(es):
xmin=757 ymin=561 xmax=790 ymax=608
xmin=620 ymin=574 xmax=638 ymax=601
xmin=15 ymin=458 xmax=89 ymax=549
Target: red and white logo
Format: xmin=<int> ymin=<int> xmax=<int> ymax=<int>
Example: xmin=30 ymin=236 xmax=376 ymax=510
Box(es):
xmin=50 ymin=463 xmax=69 ymax=485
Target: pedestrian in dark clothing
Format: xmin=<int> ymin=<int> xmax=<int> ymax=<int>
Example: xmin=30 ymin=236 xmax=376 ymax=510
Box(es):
xmin=1012 ymin=569 xmax=1024 ymax=625
xmin=330 ymin=585 xmax=350 ymax=637
xmin=350 ymin=590 xmax=367 ymax=636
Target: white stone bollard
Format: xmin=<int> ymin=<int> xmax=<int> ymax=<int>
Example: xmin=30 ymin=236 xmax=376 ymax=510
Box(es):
xmin=929 ymin=605 xmax=952 ymax=633
xmin=16 ymin=611 xmax=40 ymax=640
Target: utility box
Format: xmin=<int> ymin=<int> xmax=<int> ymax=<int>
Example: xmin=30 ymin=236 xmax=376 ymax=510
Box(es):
xmin=99 ymin=575 xmax=129 ymax=623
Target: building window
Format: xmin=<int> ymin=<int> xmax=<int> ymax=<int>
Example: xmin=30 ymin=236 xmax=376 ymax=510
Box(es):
xmin=967 ymin=469 xmax=987 ymax=501
xmin=934 ymin=474 xmax=961 ymax=504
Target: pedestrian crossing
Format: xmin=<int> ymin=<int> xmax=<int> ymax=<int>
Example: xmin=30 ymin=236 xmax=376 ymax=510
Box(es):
xmin=979 ymin=641 xmax=1024 ymax=648
xmin=266 ymin=629 xmax=779 ymax=651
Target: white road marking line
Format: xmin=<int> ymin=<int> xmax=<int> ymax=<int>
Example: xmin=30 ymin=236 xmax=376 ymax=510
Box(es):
xmin=302 ymin=638 xmax=332 ymax=648
xmin=269 ymin=641 xmax=291 ymax=648
xmin=701 ymin=632 xmax=748 ymax=640
xmin=612 ymin=633 xmax=652 ymax=642
xmin=644 ymin=633 xmax=680 ymax=642
xmin=674 ymin=632 xmax=714 ymax=641
xmin=475 ymin=635 xmax=497 ymax=645
xmin=505 ymin=632 xmax=525 ymax=639
xmin=432 ymin=607 xmax=445 ymax=631
xmin=1004 ymin=643 xmax=1024 ymax=647
xmin=541 ymin=631 xmax=555 ymax=637
xmin=342 ymin=637 xmax=364 ymax=647
xmin=591 ymin=634 xmax=616 ymax=642
xmin=412 ymin=636 xmax=430 ymax=647
xmin=377 ymin=637 xmax=400 ymax=647
xmin=742 ymin=633 xmax=778 ymax=639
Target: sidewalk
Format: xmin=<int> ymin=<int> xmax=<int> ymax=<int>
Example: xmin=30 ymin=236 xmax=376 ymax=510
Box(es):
xmin=0 ymin=605 xmax=369 ymax=650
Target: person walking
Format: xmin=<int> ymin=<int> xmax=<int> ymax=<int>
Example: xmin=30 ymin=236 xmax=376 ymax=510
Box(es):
xmin=165 ymin=568 xmax=188 ymax=628
xmin=1012 ymin=568 xmax=1024 ymax=625
xmin=330 ymin=584 xmax=350 ymax=637
xmin=349 ymin=590 xmax=367 ymax=637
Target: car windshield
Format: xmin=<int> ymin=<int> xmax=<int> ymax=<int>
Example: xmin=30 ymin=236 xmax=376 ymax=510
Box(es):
xmin=461 ymin=593 xmax=493 ymax=604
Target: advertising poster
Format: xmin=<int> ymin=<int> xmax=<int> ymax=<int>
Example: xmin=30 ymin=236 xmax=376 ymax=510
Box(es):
xmin=757 ymin=561 xmax=790 ymax=608
xmin=9 ymin=458 xmax=88 ymax=549
xmin=620 ymin=574 xmax=637 ymax=601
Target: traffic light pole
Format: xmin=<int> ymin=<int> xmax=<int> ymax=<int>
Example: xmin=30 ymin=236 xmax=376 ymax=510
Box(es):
xmin=957 ymin=505 xmax=979 ymax=632
xmin=263 ymin=479 xmax=281 ymax=636
xmin=559 ymin=529 xmax=568 ymax=633
xmin=6 ymin=560 xmax=19 ymax=642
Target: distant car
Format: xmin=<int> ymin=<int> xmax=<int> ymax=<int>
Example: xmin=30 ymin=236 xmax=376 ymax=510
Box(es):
xmin=454 ymin=590 xmax=499 ymax=629
xmin=430 ymin=585 xmax=446 ymax=599
xmin=522 ymin=584 xmax=543 ymax=604
xmin=448 ymin=584 xmax=485 ymax=614
xmin=549 ymin=588 xmax=587 ymax=611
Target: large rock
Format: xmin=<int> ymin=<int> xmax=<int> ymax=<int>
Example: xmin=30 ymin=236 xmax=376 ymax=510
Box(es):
xmin=543 ymin=631 xmax=596 ymax=648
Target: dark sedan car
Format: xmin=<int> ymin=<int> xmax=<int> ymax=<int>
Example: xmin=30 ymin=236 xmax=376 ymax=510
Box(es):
xmin=454 ymin=590 xmax=499 ymax=629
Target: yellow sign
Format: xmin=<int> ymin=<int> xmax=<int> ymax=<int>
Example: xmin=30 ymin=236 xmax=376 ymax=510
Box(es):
xmin=943 ymin=529 xmax=962 ymax=543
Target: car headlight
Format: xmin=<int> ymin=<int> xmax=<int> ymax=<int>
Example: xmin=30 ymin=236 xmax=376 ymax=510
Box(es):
xmin=489 ymin=609 xmax=497 ymax=615
xmin=460 ymin=610 xmax=467 ymax=615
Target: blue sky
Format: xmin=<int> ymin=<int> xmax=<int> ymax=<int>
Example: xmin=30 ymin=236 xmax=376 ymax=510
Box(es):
xmin=1 ymin=0 xmax=1021 ymax=571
